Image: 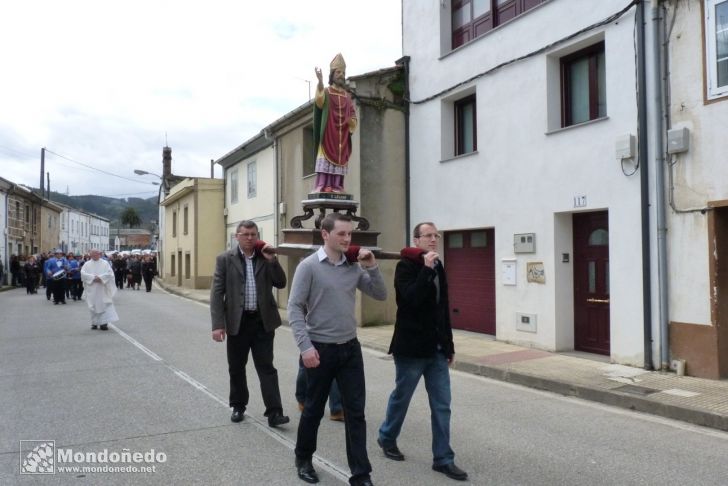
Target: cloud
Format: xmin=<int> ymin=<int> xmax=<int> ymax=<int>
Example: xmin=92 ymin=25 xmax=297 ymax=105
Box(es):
xmin=0 ymin=0 xmax=402 ymax=196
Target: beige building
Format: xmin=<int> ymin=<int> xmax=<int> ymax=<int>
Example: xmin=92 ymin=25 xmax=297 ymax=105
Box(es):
xmin=215 ymin=63 xmax=407 ymax=325
xmin=4 ymin=181 xmax=62 ymax=256
xmin=160 ymin=177 xmax=224 ymax=289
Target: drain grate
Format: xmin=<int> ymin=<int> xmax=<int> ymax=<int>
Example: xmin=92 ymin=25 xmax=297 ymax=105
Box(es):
xmin=613 ymin=384 xmax=660 ymax=396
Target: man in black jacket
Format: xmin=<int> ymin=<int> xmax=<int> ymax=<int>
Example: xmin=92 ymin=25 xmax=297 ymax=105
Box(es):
xmin=377 ymin=222 xmax=468 ymax=482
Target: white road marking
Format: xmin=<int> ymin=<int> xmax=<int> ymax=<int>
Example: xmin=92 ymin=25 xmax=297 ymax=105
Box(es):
xmin=108 ymin=322 xmax=350 ymax=483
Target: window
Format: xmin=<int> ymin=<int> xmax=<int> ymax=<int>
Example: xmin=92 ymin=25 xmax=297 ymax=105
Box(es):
xmin=706 ymin=0 xmax=728 ymax=99
xmin=183 ymin=206 xmax=189 ymax=235
xmin=561 ymin=42 xmax=606 ymax=127
xmin=452 ymin=0 xmax=545 ymax=49
xmin=455 ymin=95 xmax=477 ymax=155
xmin=247 ymin=161 xmax=257 ymax=198
xmin=230 ymin=168 xmax=239 ymax=204
xmin=15 ymin=201 xmax=20 ymax=220
xmin=25 ymin=205 xmax=29 ymax=223
xmin=303 ymin=125 xmax=315 ymax=177
xmin=172 ymin=210 xmax=177 ymax=237
xmin=185 ymin=253 xmax=191 ymax=279
xmin=170 ymin=253 xmax=176 ymax=276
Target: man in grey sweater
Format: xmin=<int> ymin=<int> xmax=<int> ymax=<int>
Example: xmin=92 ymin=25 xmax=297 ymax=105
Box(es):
xmin=288 ymin=213 xmax=387 ymax=486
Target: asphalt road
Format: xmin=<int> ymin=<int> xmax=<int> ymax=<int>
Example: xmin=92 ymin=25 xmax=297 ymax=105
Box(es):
xmin=2 ymin=284 xmax=728 ymax=485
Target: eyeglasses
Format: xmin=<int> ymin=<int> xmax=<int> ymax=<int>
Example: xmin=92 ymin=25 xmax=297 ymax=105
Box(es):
xmin=416 ymin=233 xmax=441 ymax=240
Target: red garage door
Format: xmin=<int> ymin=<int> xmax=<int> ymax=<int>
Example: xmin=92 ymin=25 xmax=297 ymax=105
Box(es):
xmin=444 ymin=229 xmax=495 ymax=335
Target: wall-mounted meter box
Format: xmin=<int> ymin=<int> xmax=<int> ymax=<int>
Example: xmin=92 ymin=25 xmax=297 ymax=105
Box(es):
xmin=514 ymin=233 xmax=536 ymax=253
xmin=667 ymin=127 xmax=689 ymax=154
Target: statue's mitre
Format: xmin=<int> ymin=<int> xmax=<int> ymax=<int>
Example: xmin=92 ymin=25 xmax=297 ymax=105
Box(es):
xmin=330 ymin=53 xmax=346 ymax=71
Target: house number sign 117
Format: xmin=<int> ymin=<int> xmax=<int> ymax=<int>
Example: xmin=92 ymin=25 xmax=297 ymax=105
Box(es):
xmin=573 ymin=195 xmax=587 ymax=208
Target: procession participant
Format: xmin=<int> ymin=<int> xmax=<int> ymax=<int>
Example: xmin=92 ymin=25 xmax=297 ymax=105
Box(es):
xmin=210 ymin=220 xmax=290 ymax=428
xmin=377 ymin=222 xmax=468 ymax=482
xmin=141 ymin=254 xmax=156 ymax=292
xmin=80 ymin=248 xmax=118 ymax=331
xmin=23 ymin=256 xmax=40 ymax=295
xmin=45 ymin=249 xmax=67 ymax=304
xmin=288 ymin=213 xmax=387 ymax=486
xmin=66 ymin=253 xmax=82 ymax=301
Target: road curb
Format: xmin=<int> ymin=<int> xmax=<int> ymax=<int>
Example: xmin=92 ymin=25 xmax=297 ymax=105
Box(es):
xmin=452 ymin=361 xmax=728 ymax=432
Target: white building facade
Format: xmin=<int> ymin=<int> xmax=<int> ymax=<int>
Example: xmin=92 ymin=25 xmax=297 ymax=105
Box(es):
xmin=404 ymin=0 xmax=656 ymax=367
xmin=59 ymin=204 xmax=110 ymax=254
xmin=216 ymin=135 xmax=277 ymax=249
xmin=660 ymin=0 xmax=728 ymax=378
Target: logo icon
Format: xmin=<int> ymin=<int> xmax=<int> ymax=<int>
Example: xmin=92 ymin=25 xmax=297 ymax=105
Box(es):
xmin=20 ymin=440 xmax=55 ymax=475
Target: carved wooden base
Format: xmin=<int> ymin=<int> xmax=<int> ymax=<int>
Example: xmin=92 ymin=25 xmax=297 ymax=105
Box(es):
xmin=289 ymin=198 xmax=370 ymax=231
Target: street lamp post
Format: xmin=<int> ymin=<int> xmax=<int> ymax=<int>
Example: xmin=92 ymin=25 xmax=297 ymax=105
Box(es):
xmin=134 ymin=169 xmax=165 ymax=279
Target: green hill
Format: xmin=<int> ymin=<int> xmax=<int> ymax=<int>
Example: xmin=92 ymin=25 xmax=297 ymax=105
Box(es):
xmin=31 ymin=189 xmax=158 ymax=229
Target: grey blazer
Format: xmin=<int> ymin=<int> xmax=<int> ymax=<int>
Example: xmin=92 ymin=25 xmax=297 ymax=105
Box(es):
xmin=210 ymin=247 xmax=287 ymax=335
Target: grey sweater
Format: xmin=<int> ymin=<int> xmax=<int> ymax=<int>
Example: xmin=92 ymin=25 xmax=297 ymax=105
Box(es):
xmin=288 ymin=249 xmax=387 ymax=353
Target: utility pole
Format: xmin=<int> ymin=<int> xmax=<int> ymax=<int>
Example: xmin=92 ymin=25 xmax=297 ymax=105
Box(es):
xmin=40 ymin=147 xmax=45 ymax=197
xmin=46 ymin=172 xmax=50 ymax=200
xmin=210 ymin=159 xmax=215 ymax=178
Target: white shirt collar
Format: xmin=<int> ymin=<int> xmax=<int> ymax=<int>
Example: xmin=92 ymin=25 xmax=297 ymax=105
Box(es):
xmin=317 ymin=246 xmax=346 ymax=266
xmin=238 ymin=246 xmax=255 ymax=260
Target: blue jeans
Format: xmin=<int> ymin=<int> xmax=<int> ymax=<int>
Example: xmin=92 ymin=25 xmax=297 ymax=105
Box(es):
xmin=378 ymin=352 xmax=455 ymax=467
xmin=296 ymin=362 xmax=342 ymax=413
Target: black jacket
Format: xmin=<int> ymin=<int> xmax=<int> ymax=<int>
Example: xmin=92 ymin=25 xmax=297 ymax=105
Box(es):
xmin=388 ymin=249 xmax=455 ymax=359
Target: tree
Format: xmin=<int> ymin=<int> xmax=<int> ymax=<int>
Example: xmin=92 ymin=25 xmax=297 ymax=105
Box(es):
xmin=120 ymin=207 xmax=142 ymax=228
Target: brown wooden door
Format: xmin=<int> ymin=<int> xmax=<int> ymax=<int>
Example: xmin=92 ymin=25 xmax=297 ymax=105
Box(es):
xmin=573 ymin=211 xmax=610 ymax=355
xmin=444 ymin=229 xmax=496 ymax=334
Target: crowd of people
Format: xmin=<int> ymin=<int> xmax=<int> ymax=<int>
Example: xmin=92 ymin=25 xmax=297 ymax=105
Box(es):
xmin=5 ymin=251 xmax=158 ymax=299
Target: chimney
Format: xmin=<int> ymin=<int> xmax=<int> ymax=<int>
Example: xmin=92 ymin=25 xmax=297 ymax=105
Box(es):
xmin=162 ymin=146 xmax=172 ymax=179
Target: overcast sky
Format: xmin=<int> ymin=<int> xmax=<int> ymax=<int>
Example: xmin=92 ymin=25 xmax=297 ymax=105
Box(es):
xmin=0 ymin=1 xmax=402 ymax=198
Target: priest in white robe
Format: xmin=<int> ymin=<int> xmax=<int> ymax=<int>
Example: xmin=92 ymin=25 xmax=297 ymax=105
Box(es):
xmin=81 ymin=249 xmax=119 ymax=330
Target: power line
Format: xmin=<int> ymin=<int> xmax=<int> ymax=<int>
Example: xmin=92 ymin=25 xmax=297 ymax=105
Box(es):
xmin=44 ymin=149 xmax=158 ymax=185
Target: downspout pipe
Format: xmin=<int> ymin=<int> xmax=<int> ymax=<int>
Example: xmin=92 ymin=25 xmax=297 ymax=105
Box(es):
xmin=637 ymin=0 xmax=653 ymax=370
xmin=396 ymin=55 xmax=411 ymax=245
xmin=651 ymin=0 xmax=670 ymax=370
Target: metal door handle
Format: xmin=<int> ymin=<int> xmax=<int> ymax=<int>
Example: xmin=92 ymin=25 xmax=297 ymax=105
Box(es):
xmin=586 ymin=298 xmax=610 ymax=304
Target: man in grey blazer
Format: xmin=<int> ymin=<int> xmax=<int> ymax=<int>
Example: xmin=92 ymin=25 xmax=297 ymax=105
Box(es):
xmin=210 ymin=220 xmax=290 ymax=427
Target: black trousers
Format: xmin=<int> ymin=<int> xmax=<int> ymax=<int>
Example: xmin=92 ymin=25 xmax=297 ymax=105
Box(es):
xmin=67 ymin=280 xmax=81 ymax=299
xmin=143 ymin=273 xmax=153 ymax=292
xmin=295 ymin=339 xmax=371 ymax=483
xmin=226 ymin=313 xmax=282 ymax=416
xmin=114 ymin=270 xmax=125 ymax=289
xmin=51 ymin=278 xmax=66 ymax=303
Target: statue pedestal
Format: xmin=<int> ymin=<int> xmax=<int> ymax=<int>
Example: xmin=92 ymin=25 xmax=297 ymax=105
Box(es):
xmin=279 ymin=196 xmax=382 ymax=258
xmin=290 ymin=198 xmax=370 ymax=231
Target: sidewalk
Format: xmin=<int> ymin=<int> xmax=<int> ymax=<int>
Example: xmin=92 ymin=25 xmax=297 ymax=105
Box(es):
xmin=156 ymin=278 xmax=728 ymax=433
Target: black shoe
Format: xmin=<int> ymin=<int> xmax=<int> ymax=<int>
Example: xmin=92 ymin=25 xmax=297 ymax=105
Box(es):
xmin=351 ymin=478 xmax=374 ymax=486
xmin=377 ymin=438 xmax=404 ymax=461
xmin=99 ymin=324 xmax=108 ymax=331
xmin=432 ymin=463 xmax=468 ymax=481
xmin=60 ymin=301 xmax=66 ymax=304
xmin=91 ymin=325 xmax=98 ymax=330
xmin=268 ymin=412 xmax=290 ymax=427
xmin=230 ymin=408 xmax=244 ymax=423
xmin=53 ymin=301 xmax=58 ymax=305
xmin=295 ymin=458 xmax=319 ymax=484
